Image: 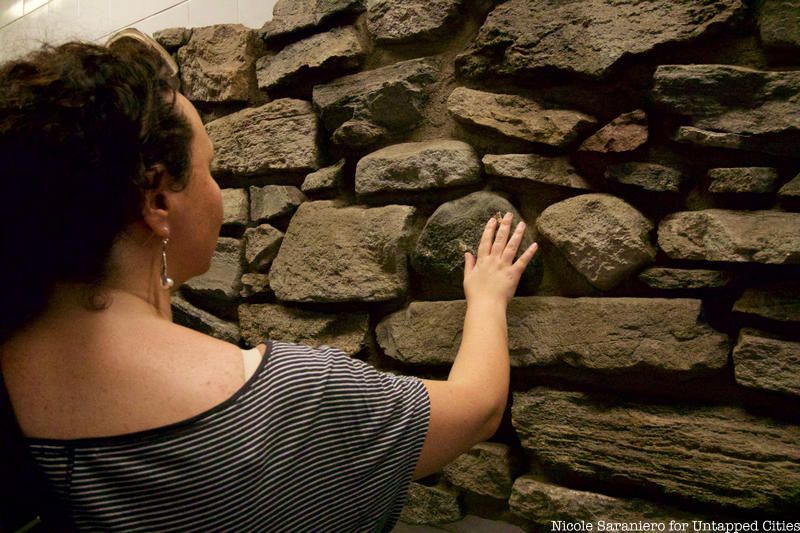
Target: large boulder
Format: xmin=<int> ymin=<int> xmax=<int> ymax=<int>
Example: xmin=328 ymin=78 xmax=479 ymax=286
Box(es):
xmin=658 ymin=209 xmax=800 ymax=264
xmin=512 ymin=388 xmax=800 ymax=513
xmin=354 ymin=140 xmax=481 ymax=196
xmin=206 ymin=99 xmax=319 ymax=176
xmin=410 ymin=191 xmax=539 ymax=289
xmin=177 ymin=24 xmax=261 ymax=103
xmin=447 ymin=87 xmax=597 ymax=148
xmin=312 ymin=57 xmax=439 ymax=148
xmin=269 ymin=200 xmax=415 ymax=302
xmin=652 ymin=65 xmax=800 ymax=156
xmin=456 ymin=0 xmax=744 ymax=80
xmin=733 ymin=329 xmax=800 ymax=397
xmin=260 ymin=0 xmax=365 ymax=43
xmin=376 ymin=297 xmax=729 ymax=377
xmin=256 ymin=26 xmax=365 ymax=92
xmin=577 ymin=109 xmax=648 ymax=153
xmin=536 ymin=194 xmax=656 ymax=290
xmin=483 ymin=154 xmax=591 ymax=190
xmin=366 ymin=0 xmax=463 ymax=43
xmin=238 ymin=303 xmax=369 ymax=356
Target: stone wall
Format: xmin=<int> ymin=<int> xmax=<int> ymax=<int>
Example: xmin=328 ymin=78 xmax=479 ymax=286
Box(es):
xmin=157 ymin=0 xmax=800 ymax=529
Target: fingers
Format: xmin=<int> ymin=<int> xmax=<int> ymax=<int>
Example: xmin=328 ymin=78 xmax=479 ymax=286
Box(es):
xmin=513 ymin=242 xmax=539 ymax=272
xmin=463 ymin=251 xmax=475 ymax=279
xmin=502 ymin=220 xmax=527 ymax=262
xmin=491 ymin=212 xmax=514 ymax=255
xmin=477 ymin=216 xmax=497 ymax=258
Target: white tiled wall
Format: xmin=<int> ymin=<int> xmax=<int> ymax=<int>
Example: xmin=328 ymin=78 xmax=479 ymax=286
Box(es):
xmin=0 ymin=0 xmax=277 ymax=63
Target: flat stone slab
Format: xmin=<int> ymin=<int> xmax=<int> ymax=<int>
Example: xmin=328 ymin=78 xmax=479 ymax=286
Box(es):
xmin=249 ymin=185 xmax=306 ymax=223
xmin=269 ymin=200 xmax=415 ymax=302
xmin=443 ymin=443 xmax=515 ymax=500
xmin=483 ymin=154 xmax=591 ymax=190
xmin=376 ymin=297 xmax=729 ymax=376
xmin=171 ymin=294 xmax=241 ymax=344
xmin=206 ymin=99 xmax=319 ymax=176
xmin=604 ymin=162 xmax=685 ymax=193
xmin=312 ymin=57 xmax=439 ymax=148
xmin=221 ymin=188 xmax=248 ymax=227
xmin=733 ymin=281 xmax=800 ymax=323
xmin=182 ymin=237 xmax=243 ymax=301
xmin=243 ymin=223 xmax=284 ymax=272
xmin=256 ymin=25 xmax=365 ymax=91
xmin=177 ymin=24 xmax=261 ymax=103
xmin=366 ymin=0 xmax=462 ymax=43
xmin=578 ymin=109 xmax=648 ymax=153
xmin=447 ymin=87 xmax=597 ymax=148
xmin=758 ymin=0 xmax=800 ymax=50
xmin=658 ymin=209 xmax=800 ymax=264
xmin=733 ymin=328 xmax=800 ymax=397
xmin=411 ymin=191 xmax=539 ymax=289
xmin=652 ymin=65 xmax=800 ymax=156
xmin=536 ymin=194 xmax=656 ymax=290
xmin=400 ymin=483 xmax=461 ymax=525
xmin=510 ymin=477 xmax=703 ymax=525
xmin=512 ymin=387 xmax=800 ymax=513
xmin=355 ymin=140 xmax=481 ymax=196
xmin=238 ymin=303 xmax=368 ymax=356
xmin=708 ymin=167 xmax=779 ymax=193
xmin=301 ymin=159 xmax=345 ymax=194
xmin=260 ymin=0 xmax=365 ymax=43
xmin=638 ymin=267 xmax=734 ymax=290
xmin=456 ymin=0 xmax=743 ymax=80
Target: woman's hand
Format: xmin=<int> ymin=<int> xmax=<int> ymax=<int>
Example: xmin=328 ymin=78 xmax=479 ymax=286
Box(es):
xmin=463 ymin=212 xmax=539 ymax=306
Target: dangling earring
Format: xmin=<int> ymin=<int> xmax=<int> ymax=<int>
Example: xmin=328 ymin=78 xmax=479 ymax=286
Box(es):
xmin=160 ymin=237 xmax=174 ymax=289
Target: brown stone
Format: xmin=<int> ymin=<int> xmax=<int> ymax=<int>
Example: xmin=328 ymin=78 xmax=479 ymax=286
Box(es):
xmin=240 ymin=273 xmax=272 ymax=298
xmin=638 ymin=267 xmax=734 ymax=290
xmin=171 ymin=293 xmax=241 ymax=344
xmin=778 ymin=173 xmax=800 ymax=198
xmin=366 ymin=0 xmax=463 ymax=43
xmin=512 ymin=388 xmax=800 ymax=513
xmin=400 ymin=483 xmax=462 ymax=525
xmin=578 ymin=109 xmax=648 ymax=153
xmin=443 ymin=443 xmax=515 ymax=499
xmin=221 ymin=188 xmax=249 ymax=227
xmin=243 ymin=224 xmax=284 ymax=272
xmin=182 ymin=237 xmax=243 ymax=301
xmin=483 ymin=154 xmax=591 ymax=190
xmin=733 ymin=282 xmax=800 ymax=323
xmin=260 ymin=0 xmax=365 ymax=43
xmin=708 ymin=167 xmax=780 ymax=193
xmin=658 ymin=209 xmax=800 ymax=264
xmin=733 ymin=328 xmax=800 ymax=397
xmin=249 ymin=185 xmax=306 ymax=223
xmin=301 ymin=159 xmax=345 ymax=194
xmin=604 ymin=162 xmax=685 ymax=193
xmin=447 ymin=87 xmax=597 ymax=148
xmin=759 ymin=0 xmax=800 ymax=50
xmin=154 ymin=27 xmax=191 ymax=51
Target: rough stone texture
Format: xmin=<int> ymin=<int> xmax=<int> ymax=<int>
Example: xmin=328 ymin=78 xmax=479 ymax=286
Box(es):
xmin=330 ymin=119 xmax=388 ymax=147
xmin=238 ymin=303 xmax=368 ymax=356
xmin=377 ymin=297 xmax=729 ymax=375
xmin=536 ymin=194 xmax=656 ymax=290
xmin=312 ymin=57 xmax=439 ymax=148
xmin=483 ymin=154 xmax=591 ymax=190
xmin=249 ymin=185 xmax=306 ymax=223
xmin=206 ymin=99 xmax=319 ymax=176
xmin=301 ymin=159 xmax=345 ymax=194
xmin=171 ymin=293 xmax=241 ymax=344
xmin=355 ymin=140 xmax=481 ymax=196
xmin=240 ymin=273 xmax=272 ymax=298
xmin=456 ymin=0 xmax=744 ymax=80
xmin=759 ymin=0 xmax=800 ymax=50
xmin=708 ymin=167 xmax=780 ymax=193
xmin=366 ymin=0 xmax=462 ymax=43
xmin=779 ymin=173 xmax=800 ymax=198
xmin=578 ymin=109 xmax=648 ymax=153
xmin=243 ymin=224 xmax=284 ymax=272
xmin=447 ymin=87 xmax=597 ymax=148
xmin=604 ymin=162 xmax=685 ymax=193
xmin=733 ymin=328 xmax=800 ymax=397
xmin=400 ymin=483 xmax=462 ymax=525
xmin=733 ymin=282 xmax=800 ymax=323
xmin=411 ymin=191 xmax=539 ymax=288
xmin=509 ymin=477 xmax=701 ymax=524
xmin=658 ymin=209 xmax=800 ymax=264
xmin=177 ymin=24 xmax=261 ymax=103
xmin=260 ymin=0 xmax=365 ymax=43
xmin=652 ymin=65 xmax=800 ymax=156
xmin=154 ymin=27 xmax=192 ymax=51
xmin=270 ymin=201 xmax=415 ymax=302
xmin=183 ymin=237 xmax=243 ymax=301
xmin=221 ymin=188 xmax=248 ymax=227
xmin=638 ymin=267 xmax=734 ymax=290
xmin=512 ymin=388 xmax=800 ymax=513
xmin=443 ymin=443 xmax=515 ymax=500
xmin=256 ymin=26 xmax=365 ymax=91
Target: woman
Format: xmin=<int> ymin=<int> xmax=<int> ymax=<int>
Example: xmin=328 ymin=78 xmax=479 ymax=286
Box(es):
xmin=0 ymin=32 xmax=538 ymax=532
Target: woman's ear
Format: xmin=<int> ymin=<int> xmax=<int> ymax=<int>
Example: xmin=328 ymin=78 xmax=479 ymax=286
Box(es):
xmin=140 ymin=163 xmax=174 ymax=238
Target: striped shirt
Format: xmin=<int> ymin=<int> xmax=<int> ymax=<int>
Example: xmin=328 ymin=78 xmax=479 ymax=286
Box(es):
xmin=25 ymin=340 xmax=431 ymax=532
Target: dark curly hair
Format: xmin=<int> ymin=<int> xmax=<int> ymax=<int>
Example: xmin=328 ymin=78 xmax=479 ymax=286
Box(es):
xmin=0 ymin=39 xmax=194 ymax=530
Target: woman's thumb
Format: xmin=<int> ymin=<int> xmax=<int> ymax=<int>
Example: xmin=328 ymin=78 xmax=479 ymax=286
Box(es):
xmin=464 ymin=251 xmax=474 ymax=277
